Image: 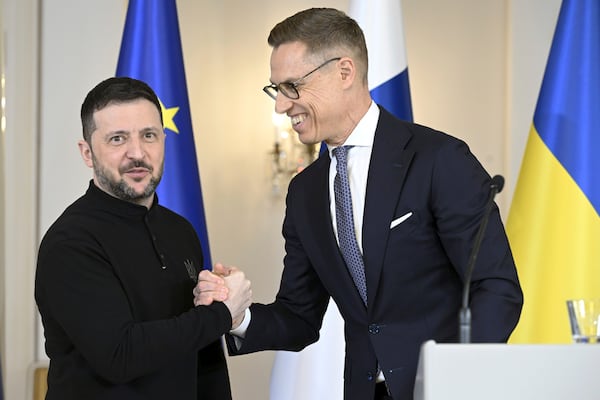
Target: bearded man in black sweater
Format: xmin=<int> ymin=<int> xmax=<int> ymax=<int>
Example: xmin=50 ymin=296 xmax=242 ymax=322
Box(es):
xmin=35 ymin=77 xmax=251 ymax=399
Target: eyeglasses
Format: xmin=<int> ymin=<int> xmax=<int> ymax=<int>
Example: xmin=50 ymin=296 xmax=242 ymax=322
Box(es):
xmin=263 ymin=57 xmax=341 ymax=100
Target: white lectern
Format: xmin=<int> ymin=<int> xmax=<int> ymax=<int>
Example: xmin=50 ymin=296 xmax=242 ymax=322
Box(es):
xmin=414 ymin=340 xmax=600 ymax=400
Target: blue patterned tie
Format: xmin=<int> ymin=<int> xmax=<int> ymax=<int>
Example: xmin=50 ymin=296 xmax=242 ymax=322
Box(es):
xmin=333 ymin=146 xmax=367 ymax=305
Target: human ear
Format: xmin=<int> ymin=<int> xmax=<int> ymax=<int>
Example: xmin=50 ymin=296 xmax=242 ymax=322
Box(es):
xmin=78 ymin=139 xmax=94 ymax=168
xmin=339 ymin=58 xmax=355 ymax=86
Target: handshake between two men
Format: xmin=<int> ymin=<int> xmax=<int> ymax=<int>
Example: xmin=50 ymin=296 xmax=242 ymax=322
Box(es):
xmin=193 ymin=263 xmax=252 ymax=330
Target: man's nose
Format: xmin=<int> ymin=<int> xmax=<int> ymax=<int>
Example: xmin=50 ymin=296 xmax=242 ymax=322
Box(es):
xmin=126 ymin=136 xmax=145 ymax=159
xmin=274 ymin=92 xmax=293 ymax=115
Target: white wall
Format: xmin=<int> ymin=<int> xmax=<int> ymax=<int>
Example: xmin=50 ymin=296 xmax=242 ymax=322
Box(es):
xmin=1 ymin=0 xmax=561 ymax=399
xmin=405 ymin=0 xmax=509 ymax=207
xmin=1 ymin=0 xmax=40 ymax=399
xmin=506 ymin=1 xmax=561 ymax=198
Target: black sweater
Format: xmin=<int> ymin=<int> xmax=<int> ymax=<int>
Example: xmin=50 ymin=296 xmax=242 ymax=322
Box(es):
xmin=36 ymin=181 xmax=232 ymax=399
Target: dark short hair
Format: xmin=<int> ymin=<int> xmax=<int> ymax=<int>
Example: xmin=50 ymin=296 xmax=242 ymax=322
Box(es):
xmin=268 ymin=8 xmax=368 ymax=80
xmin=80 ymin=76 xmax=162 ymax=143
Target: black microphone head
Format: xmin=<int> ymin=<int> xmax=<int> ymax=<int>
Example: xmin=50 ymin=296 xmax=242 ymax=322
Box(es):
xmin=490 ymin=175 xmax=505 ymax=193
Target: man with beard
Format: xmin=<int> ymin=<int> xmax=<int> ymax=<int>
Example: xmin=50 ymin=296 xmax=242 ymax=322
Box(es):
xmin=35 ymin=77 xmax=251 ymax=400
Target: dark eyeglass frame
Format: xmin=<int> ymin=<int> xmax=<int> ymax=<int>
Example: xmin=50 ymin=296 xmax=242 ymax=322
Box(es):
xmin=262 ymin=57 xmax=341 ymax=100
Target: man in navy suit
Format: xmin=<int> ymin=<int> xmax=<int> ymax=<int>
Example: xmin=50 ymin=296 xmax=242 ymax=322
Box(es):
xmin=197 ymin=7 xmax=522 ymax=400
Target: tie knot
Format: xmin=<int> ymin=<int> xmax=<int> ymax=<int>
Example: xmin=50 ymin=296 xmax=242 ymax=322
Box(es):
xmin=333 ymin=145 xmax=352 ymax=164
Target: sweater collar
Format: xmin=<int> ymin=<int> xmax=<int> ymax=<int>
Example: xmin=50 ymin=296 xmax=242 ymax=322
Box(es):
xmin=85 ymin=180 xmax=159 ymax=217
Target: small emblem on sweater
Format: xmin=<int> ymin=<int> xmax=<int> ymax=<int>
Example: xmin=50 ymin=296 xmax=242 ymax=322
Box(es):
xmin=184 ymin=259 xmax=197 ymax=282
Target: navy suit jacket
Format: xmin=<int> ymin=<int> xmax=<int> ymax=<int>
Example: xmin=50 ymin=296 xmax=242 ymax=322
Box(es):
xmin=227 ymin=107 xmax=522 ymax=400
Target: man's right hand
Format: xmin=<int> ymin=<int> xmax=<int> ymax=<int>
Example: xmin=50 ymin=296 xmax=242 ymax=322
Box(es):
xmin=221 ymin=265 xmax=252 ymax=329
xmin=194 ymin=263 xmax=252 ymax=329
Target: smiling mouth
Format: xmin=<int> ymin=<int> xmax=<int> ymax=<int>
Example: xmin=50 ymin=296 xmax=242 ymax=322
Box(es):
xmin=290 ymin=114 xmax=306 ymax=126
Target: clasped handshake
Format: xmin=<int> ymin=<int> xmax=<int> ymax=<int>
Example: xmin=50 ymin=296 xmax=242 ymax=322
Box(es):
xmin=192 ymin=263 xmax=252 ymax=330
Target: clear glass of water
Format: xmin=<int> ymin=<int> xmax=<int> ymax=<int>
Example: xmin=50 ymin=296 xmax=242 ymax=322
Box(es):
xmin=566 ymin=299 xmax=600 ymax=343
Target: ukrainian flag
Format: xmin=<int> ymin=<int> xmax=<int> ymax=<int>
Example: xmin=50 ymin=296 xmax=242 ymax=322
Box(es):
xmin=508 ymin=0 xmax=600 ymax=343
xmin=116 ymin=0 xmax=212 ymax=268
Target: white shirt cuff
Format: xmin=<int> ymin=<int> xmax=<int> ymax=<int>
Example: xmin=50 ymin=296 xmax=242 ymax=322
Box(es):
xmin=230 ymin=307 xmax=251 ymax=337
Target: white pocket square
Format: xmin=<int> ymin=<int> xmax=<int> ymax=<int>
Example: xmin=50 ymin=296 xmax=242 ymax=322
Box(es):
xmin=390 ymin=212 xmax=413 ymax=229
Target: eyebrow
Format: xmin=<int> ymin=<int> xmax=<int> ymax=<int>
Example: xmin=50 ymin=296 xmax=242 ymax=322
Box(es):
xmin=140 ymin=126 xmax=161 ymax=133
xmin=269 ymin=70 xmax=306 ymax=85
xmin=104 ymin=129 xmax=130 ymax=137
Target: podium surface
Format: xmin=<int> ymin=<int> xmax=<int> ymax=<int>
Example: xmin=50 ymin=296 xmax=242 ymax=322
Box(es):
xmin=414 ymin=340 xmax=600 ymax=400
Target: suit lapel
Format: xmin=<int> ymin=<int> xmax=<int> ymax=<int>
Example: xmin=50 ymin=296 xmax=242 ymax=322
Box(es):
xmin=363 ymin=108 xmax=414 ymax=308
xmin=296 ymin=108 xmax=417 ymax=314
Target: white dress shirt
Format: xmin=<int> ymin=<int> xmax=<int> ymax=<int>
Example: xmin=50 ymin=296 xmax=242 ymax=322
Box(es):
xmin=327 ymin=101 xmax=379 ymax=253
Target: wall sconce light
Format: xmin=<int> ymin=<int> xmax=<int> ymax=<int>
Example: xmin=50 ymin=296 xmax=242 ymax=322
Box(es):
xmin=270 ymin=112 xmax=318 ymax=194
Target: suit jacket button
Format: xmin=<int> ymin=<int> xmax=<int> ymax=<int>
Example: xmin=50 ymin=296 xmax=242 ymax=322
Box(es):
xmin=366 ymin=372 xmax=374 ymax=381
xmin=369 ymin=324 xmax=380 ymax=334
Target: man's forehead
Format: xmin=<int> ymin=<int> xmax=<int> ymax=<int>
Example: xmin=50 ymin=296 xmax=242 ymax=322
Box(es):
xmin=93 ymin=102 xmax=161 ymax=131
xmin=94 ymin=100 xmax=160 ymax=119
xmin=270 ymin=43 xmax=311 ymax=82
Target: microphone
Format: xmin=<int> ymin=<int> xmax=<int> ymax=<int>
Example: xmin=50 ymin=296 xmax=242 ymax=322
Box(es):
xmin=459 ymin=175 xmax=505 ymax=343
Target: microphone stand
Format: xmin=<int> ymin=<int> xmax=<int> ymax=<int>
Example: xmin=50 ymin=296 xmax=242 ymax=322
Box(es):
xmin=459 ymin=175 xmax=504 ymax=344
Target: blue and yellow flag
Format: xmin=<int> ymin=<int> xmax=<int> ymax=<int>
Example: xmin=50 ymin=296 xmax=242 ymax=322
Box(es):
xmin=508 ymin=0 xmax=600 ymax=343
xmin=116 ymin=0 xmax=212 ymax=269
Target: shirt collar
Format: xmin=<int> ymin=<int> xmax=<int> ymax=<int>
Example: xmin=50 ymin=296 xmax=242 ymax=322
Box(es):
xmin=327 ymin=101 xmax=380 ymax=157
